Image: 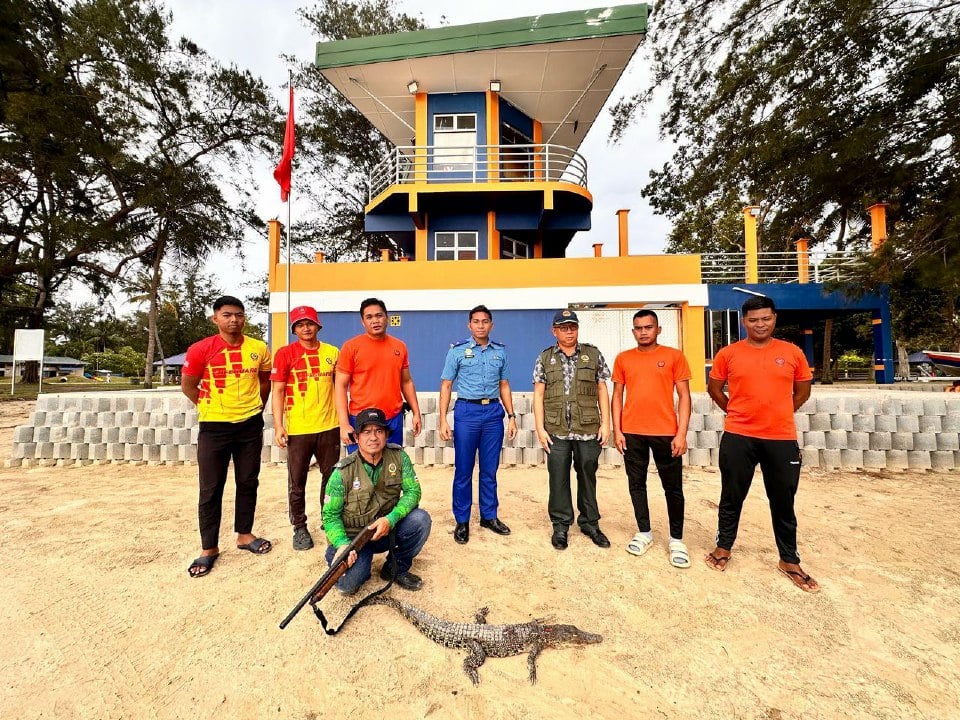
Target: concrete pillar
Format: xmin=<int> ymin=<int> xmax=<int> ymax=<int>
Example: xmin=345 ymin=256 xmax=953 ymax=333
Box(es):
xmin=616 ymin=209 xmax=629 ymax=257
xmin=742 ymin=206 xmax=760 ymax=283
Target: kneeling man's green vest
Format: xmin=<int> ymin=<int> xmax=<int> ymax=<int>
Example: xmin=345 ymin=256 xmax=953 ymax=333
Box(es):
xmin=337 ymin=445 xmax=404 ymax=538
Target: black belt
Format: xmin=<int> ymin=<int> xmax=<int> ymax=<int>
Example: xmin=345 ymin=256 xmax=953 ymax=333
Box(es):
xmin=459 ymin=398 xmax=500 ymax=405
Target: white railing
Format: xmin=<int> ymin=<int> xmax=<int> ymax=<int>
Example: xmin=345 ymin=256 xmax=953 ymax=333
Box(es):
xmin=700 ymin=250 xmax=866 ymax=284
xmin=368 ymin=143 xmax=588 ymax=200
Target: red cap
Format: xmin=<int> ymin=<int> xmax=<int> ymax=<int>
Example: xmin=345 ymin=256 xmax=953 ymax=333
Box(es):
xmin=290 ymin=306 xmax=321 ymax=331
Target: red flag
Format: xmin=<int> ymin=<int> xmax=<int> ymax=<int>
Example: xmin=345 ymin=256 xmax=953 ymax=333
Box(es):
xmin=273 ymin=85 xmax=294 ymax=202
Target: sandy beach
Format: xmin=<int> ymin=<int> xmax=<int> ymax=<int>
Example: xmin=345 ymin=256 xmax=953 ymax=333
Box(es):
xmin=1 ymin=400 xmax=958 ymax=719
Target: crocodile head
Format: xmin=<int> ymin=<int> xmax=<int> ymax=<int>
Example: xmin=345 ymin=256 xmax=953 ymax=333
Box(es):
xmin=541 ymin=624 xmax=603 ymax=646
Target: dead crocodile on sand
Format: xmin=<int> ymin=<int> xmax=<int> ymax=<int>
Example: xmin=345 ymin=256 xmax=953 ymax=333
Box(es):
xmin=367 ymin=595 xmax=602 ymax=684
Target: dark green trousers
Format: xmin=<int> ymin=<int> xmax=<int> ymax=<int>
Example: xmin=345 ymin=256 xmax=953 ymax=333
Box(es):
xmin=546 ymin=436 xmax=602 ymax=531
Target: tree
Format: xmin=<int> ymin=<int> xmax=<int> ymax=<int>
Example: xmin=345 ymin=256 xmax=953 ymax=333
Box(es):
xmin=289 ymin=0 xmax=426 ymax=261
xmin=612 ymin=1 xmax=960 ymax=348
xmin=0 ymin=0 xmax=278 ymax=379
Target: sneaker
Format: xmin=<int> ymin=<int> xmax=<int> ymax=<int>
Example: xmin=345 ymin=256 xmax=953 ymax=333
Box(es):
xmin=292 ymin=526 xmax=314 ymax=551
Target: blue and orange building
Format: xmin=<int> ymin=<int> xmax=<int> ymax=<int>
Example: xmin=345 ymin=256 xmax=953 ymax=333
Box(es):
xmin=267 ymin=4 xmax=894 ymax=388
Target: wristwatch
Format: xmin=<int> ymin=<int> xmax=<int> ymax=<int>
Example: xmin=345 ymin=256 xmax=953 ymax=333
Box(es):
xmin=507 ymin=413 xmax=516 ymax=419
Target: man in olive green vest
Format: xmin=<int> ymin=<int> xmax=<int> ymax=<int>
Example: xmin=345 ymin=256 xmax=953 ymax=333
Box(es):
xmin=533 ymin=310 xmax=612 ymax=551
xmin=322 ymin=407 xmax=432 ymax=593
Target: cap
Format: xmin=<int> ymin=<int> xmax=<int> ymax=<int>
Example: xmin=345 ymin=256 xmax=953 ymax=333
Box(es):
xmin=355 ymin=407 xmax=389 ymax=431
xmin=290 ymin=305 xmax=321 ymax=331
xmin=552 ymin=309 xmax=579 ymax=326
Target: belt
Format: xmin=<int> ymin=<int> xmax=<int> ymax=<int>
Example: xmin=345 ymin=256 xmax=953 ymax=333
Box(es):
xmin=459 ymin=398 xmax=500 ymax=405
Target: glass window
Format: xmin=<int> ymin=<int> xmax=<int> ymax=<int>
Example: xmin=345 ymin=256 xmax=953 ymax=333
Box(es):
xmin=434 ymin=114 xmax=477 ymax=171
xmin=434 ymin=231 xmax=479 ymax=261
xmin=501 ymin=236 xmax=531 ymax=259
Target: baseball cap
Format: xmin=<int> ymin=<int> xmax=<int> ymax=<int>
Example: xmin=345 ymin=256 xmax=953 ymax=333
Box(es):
xmin=290 ymin=305 xmax=321 ymax=331
xmin=355 ymin=407 xmax=389 ymax=431
xmin=552 ymin=309 xmax=579 ymax=326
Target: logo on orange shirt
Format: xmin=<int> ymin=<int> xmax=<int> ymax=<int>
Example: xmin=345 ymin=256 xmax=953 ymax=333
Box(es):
xmin=775 ymin=358 xmax=785 ymax=365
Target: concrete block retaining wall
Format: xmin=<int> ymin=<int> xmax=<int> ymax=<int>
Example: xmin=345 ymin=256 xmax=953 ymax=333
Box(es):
xmin=6 ymin=390 xmax=960 ymax=471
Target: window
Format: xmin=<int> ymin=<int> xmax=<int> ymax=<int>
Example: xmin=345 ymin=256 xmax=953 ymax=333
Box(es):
xmin=501 ymin=236 xmax=531 ymax=259
xmin=435 ymin=231 xmax=478 ymax=261
xmin=434 ymin=114 xmax=477 ymax=170
xmin=500 ymin=123 xmax=533 ymax=180
xmin=705 ymin=309 xmax=739 ymax=359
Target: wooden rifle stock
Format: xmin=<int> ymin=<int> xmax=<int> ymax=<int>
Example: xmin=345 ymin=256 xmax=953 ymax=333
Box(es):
xmin=279 ymin=525 xmax=376 ymax=629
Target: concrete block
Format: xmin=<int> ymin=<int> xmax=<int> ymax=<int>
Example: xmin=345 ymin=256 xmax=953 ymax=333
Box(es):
xmin=84 ymin=427 xmax=103 ymax=443
xmin=840 ymin=449 xmax=863 ymax=468
xmin=852 ymin=414 xmax=875 ymax=432
xmin=124 ymin=445 xmax=143 ymax=461
xmin=901 ymin=398 xmax=924 ymax=415
xmin=693 ymin=395 xmax=714 ymax=414
xmin=931 ymin=451 xmax=955 ymax=470
xmin=423 ymin=413 xmax=439 ymax=431
xmin=420 ymin=396 xmax=437 ymax=413
xmin=520 ymin=413 xmax=538 ymax=431
xmin=801 ymin=447 xmax=819 ymax=467
xmin=935 ymin=433 xmax=960 ymax=451
xmin=874 ymin=415 xmax=897 ymax=432
xmin=36 ymin=396 xmax=58 ymax=411
xmin=79 ymin=411 xmax=97 ymax=425
xmin=686 ymin=431 xmax=697 ymax=450
xmin=119 ymin=427 xmax=137 ymax=443
xmin=500 ymin=447 xmax=520 ymax=466
xmin=104 ymin=427 xmax=121 ymax=443
xmin=33 ymin=426 xmax=51 ymax=442
xmin=808 ymin=413 xmax=832 ymax=431
xmin=943 ymin=414 xmax=960 ymax=432
xmin=885 ymin=450 xmax=909 ymax=469
xmin=704 ymin=414 xmax=725 ymax=431
xmin=825 ymin=430 xmax=847 ymax=450
xmin=173 ymin=428 xmax=191 ymax=444
xmin=907 ymin=451 xmax=932 ymax=470
xmin=53 ymin=443 xmax=72 ymax=459
xmin=710 ymin=448 xmax=721 ymax=466
xmin=688 ymin=414 xmax=704 ymax=432
xmin=45 ymin=411 xmax=63 ymax=425
xmin=414 ymin=430 xmax=435 ymax=448
xmin=63 ymin=411 xmax=81 ymax=425
xmin=402 ymin=429 xmax=414 ymax=446
xmin=816 ymin=397 xmax=840 ymax=413
xmin=67 ymin=427 xmax=85 ymax=442
xmin=116 ymin=411 xmax=134 ymax=426
xmin=514 ymin=396 xmax=532 ymax=414
xmin=863 ymin=450 xmax=887 ymax=468
xmin=880 ymin=397 xmax=903 ymax=415
xmin=688 ymin=448 xmax=711 ymax=467
xmin=919 ymin=415 xmax=942 ymax=432
xmin=13 ymin=426 xmax=35 ymax=442
xmin=33 ymin=441 xmax=53 ymax=459
xmin=421 ymin=447 xmax=440 ymax=466
xmin=819 ymin=449 xmax=841 ymax=468
xmin=29 ymin=411 xmax=46 ymax=425
xmin=12 ymin=442 xmax=36 ymax=459
xmin=796 ymin=397 xmax=815 ymax=413
xmin=522 ymin=447 xmax=545 ymax=465
xmin=923 ymin=398 xmax=947 ymax=415
xmin=97 ymin=412 xmax=116 ymax=426
xmin=137 ymin=427 xmax=156 ymax=444
xmin=891 ymin=432 xmax=914 ymax=451
xmin=107 ymin=444 xmax=125 ymax=461
xmin=896 ymin=416 xmax=920 ymax=433
xmin=156 ymin=428 xmax=173 ymax=444
xmin=271 ymin=446 xmax=288 ymax=464
xmin=803 ymin=431 xmax=826 ymax=449
xmin=846 ymin=432 xmax=870 ymax=450
xmin=70 ymin=444 xmax=89 ymax=460
xmin=50 ymin=426 xmax=68 ymax=442
xmin=181 ymin=444 xmax=198 ymax=463
xmin=794 ymin=413 xmax=810 ymax=432
xmin=403 ymin=446 xmax=422 ymax=465
xmin=440 ymin=447 xmax=455 ymax=465
xmin=697 ymin=431 xmax=719 ymax=449
xmin=869 ymin=432 xmax=892 ymax=451
xmin=831 ymin=414 xmax=854 ymax=431
xmin=144 ymin=445 xmax=161 ymax=462
xmin=89 ymin=444 xmax=108 ymax=460
xmin=171 ymin=413 xmax=187 ymax=428
xmin=603 ymin=448 xmax=624 ymax=466
xmin=149 ymin=413 xmax=168 ymax=428
xmin=260 ymin=446 xmax=271 ymax=462
xmin=841 ymin=396 xmax=863 ymax=412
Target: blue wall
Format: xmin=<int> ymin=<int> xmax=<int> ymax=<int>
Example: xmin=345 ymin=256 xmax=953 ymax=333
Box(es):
xmin=429 ymin=213 xmax=489 ymax=259
xmin=307 ymin=309 xmax=560 ymax=392
xmin=499 ymin=98 xmax=533 ymax=140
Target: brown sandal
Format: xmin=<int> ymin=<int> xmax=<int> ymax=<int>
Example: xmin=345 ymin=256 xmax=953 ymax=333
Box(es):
xmin=779 ymin=567 xmax=821 ymax=593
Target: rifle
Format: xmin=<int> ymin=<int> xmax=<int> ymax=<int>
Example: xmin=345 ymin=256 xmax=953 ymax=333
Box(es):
xmin=279 ymin=525 xmax=376 ymax=630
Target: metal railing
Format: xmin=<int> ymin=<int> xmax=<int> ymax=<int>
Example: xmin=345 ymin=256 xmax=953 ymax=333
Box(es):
xmin=700 ymin=250 xmax=866 ymax=284
xmin=368 ymin=143 xmax=588 ymax=201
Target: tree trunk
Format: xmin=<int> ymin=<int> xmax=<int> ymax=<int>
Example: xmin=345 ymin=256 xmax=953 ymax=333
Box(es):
xmin=821 ymin=318 xmax=834 ymax=384
xmin=896 ymin=341 xmax=911 ymax=381
xmin=142 ymin=231 xmax=166 ymax=389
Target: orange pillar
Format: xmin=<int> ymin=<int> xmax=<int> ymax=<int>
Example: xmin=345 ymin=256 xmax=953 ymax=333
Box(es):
xmin=742 ymin=206 xmax=760 ymax=283
xmin=795 ymin=238 xmax=810 ymax=284
xmin=268 ymin=219 xmax=282 ymax=291
xmin=868 ymin=202 xmax=888 ymax=253
xmin=616 ymin=209 xmax=629 ymax=257
xmin=592 ymin=243 xmax=603 ymax=257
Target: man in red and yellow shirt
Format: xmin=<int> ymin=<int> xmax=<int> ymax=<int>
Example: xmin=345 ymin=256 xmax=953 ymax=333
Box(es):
xmin=181 ymin=296 xmax=272 ymax=578
xmin=335 ymin=298 xmax=422 ymax=452
xmin=270 ymin=305 xmax=339 ymax=551
xmin=705 ymin=296 xmax=819 ymax=592
xmin=612 ymin=310 xmax=692 ymax=569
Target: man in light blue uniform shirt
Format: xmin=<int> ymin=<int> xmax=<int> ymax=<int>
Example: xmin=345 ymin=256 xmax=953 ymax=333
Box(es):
xmin=439 ymin=305 xmax=518 ymax=544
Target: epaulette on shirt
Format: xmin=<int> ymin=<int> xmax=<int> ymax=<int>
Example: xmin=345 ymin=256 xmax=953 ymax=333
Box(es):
xmin=489 ymin=339 xmax=506 ymax=348
xmin=450 ymin=338 xmax=470 ymax=349
xmin=386 ymin=442 xmax=403 ymax=450
xmin=335 ymin=453 xmax=359 ymax=470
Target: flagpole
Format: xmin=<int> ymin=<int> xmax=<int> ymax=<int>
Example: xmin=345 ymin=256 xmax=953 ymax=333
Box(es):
xmin=285 ymin=69 xmax=292 ymax=339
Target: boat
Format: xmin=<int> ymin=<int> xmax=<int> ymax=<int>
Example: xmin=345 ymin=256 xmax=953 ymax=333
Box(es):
xmin=922 ymin=350 xmax=960 ymax=377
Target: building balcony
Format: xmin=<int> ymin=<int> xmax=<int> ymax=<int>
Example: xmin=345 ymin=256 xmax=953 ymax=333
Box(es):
xmin=700 ymin=250 xmax=866 ymax=284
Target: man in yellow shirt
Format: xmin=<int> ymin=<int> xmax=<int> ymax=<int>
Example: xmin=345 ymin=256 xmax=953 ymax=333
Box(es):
xmin=271 ymin=306 xmax=340 ymax=551
xmin=182 ymin=296 xmax=272 ymax=577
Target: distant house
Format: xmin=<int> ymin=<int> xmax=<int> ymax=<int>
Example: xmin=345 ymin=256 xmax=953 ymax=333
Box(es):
xmin=0 ymin=355 xmax=86 ymax=379
xmin=152 ymin=352 xmax=186 ymax=381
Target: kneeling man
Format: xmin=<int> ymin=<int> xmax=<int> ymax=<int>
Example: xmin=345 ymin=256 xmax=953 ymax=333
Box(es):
xmin=322 ymin=407 xmax=431 ymax=593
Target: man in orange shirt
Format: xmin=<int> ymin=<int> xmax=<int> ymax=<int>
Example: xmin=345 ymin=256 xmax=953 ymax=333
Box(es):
xmin=271 ymin=306 xmax=339 ymax=551
xmin=335 ymin=298 xmax=421 ymax=453
xmin=705 ymin=296 xmax=819 ymax=593
xmin=612 ymin=310 xmax=692 ymax=568
xmin=181 ymin=296 xmax=272 ymax=578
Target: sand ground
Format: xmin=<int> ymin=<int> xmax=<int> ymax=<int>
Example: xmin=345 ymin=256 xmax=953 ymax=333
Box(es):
xmin=0 ymin=400 xmax=958 ymax=720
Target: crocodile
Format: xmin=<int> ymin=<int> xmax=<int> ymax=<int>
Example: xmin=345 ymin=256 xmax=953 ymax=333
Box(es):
xmin=367 ymin=595 xmax=602 ymax=684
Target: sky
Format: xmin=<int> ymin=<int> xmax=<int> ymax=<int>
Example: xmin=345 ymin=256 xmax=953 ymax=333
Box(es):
xmin=160 ymin=0 xmax=672 ymax=308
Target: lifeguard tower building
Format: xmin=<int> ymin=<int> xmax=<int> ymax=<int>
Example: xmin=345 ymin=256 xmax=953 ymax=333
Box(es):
xmin=267 ymin=4 xmax=894 ymax=387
